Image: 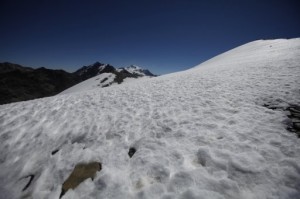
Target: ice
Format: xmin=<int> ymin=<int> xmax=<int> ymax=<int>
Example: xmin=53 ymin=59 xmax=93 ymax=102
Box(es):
xmin=0 ymin=38 xmax=300 ymax=199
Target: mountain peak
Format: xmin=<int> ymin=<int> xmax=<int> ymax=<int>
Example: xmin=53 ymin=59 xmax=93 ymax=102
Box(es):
xmin=74 ymin=62 xmax=116 ymax=81
xmin=128 ymin=65 xmax=141 ymax=69
xmin=92 ymin=61 xmax=103 ymax=66
xmin=121 ymin=65 xmax=155 ymax=77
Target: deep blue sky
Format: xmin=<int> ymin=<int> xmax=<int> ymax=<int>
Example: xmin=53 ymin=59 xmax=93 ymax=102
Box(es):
xmin=0 ymin=0 xmax=299 ymax=74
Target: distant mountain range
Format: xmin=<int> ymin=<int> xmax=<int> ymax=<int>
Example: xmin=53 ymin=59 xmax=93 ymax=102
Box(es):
xmin=0 ymin=62 xmax=156 ymax=105
xmin=60 ymin=63 xmax=156 ymax=95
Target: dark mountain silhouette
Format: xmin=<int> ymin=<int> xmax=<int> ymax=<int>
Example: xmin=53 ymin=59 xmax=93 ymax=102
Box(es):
xmin=74 ymin=62 xmax=116 ymax=81
xmin=0 ymin=63 xmax=80 ymax=105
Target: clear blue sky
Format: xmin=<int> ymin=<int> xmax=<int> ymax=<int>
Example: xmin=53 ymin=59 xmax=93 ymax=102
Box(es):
xmin=0 ymin=0 xmax=299 ymax=75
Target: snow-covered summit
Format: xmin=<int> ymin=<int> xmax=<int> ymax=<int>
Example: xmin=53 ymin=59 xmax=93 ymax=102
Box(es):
xmin=0 ymin=38 xmax=300 ymax=199
xmin=74 ymin=62 xmax=115 ymax=80
xmin=118 ymin=65 xmax=156 ymax=77
xmin=126 ymin=64 xmax=143 ymax=70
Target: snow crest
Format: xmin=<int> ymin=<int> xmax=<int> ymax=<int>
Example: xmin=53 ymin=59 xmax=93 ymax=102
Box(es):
xmin=0 ymin=38 xmax=300 ymax=199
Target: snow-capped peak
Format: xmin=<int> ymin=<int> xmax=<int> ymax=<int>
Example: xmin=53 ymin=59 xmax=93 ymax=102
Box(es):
xmin=127 ymin=65 xmax=142 ymax=70
xmin=98 ymin=64 xmax=108 ymax=73
xmin=74 ymin=62 xmax=116 ymax=81
xmin=120 ymin=65 xmax=155 ymax=76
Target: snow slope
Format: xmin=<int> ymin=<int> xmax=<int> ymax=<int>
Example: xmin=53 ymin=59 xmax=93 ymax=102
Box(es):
xmin=0 ymin=38 xmax=300 ymax=199
xmin=60 ymin=74 xmax=152 ymax=95
xmin=61 ymin=65 xmax=155 ymax=95
xmin=60 ymin=73 xmax=116 ymax=95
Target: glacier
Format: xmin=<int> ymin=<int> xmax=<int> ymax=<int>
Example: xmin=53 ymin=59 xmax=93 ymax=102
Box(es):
xmin=0 ymin=38 xmax=300 ymax=199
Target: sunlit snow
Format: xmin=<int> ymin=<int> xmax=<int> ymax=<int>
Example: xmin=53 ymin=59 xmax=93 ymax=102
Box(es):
xmin=0 ymin=39 xmax=300 ymax=199
xmin=60 ymin=73 xmax=116 ymax=95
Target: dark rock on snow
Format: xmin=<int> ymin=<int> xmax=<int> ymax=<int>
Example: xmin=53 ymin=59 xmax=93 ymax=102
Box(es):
xmin=128 ymin=147 xmax=136 ymax=158
xmin=60 ymin=162 xmax=102 ymax=198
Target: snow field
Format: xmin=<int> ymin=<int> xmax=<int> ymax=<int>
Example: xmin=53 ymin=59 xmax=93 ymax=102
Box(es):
xmin=60 ymin=73 xmax=116 ymax=94
xmin=60 ymin=72 xmax=152 ymax=95
xmin=0 ymin=38 xmax=300 ymax=199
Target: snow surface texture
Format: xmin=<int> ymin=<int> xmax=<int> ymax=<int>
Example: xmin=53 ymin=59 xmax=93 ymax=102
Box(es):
xmin=60 ymin=73 xmax=151 ymax=95
xmin=1 ymin=39 xmax=300 ymax=199
xmin=60 ymin=73 xmax=116 ymax=95
xmin=121 ymin=76 xmax=152 ymax=85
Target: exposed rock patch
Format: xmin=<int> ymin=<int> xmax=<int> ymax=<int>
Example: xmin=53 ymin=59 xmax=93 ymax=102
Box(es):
xmin=51 ymin=149 xmax=59 ymax=155
xmin=128 ymin=147 xmax=136 ymax=158
xmin=286 ymin=105 xmax=300 ymax=137
xmin=60 ymin=162 xmax=101 ymax=198
xmin=264 ymin=103 xmax=300 ymax=137
xmin=100 ymin=77 xmax=108 ymax=83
